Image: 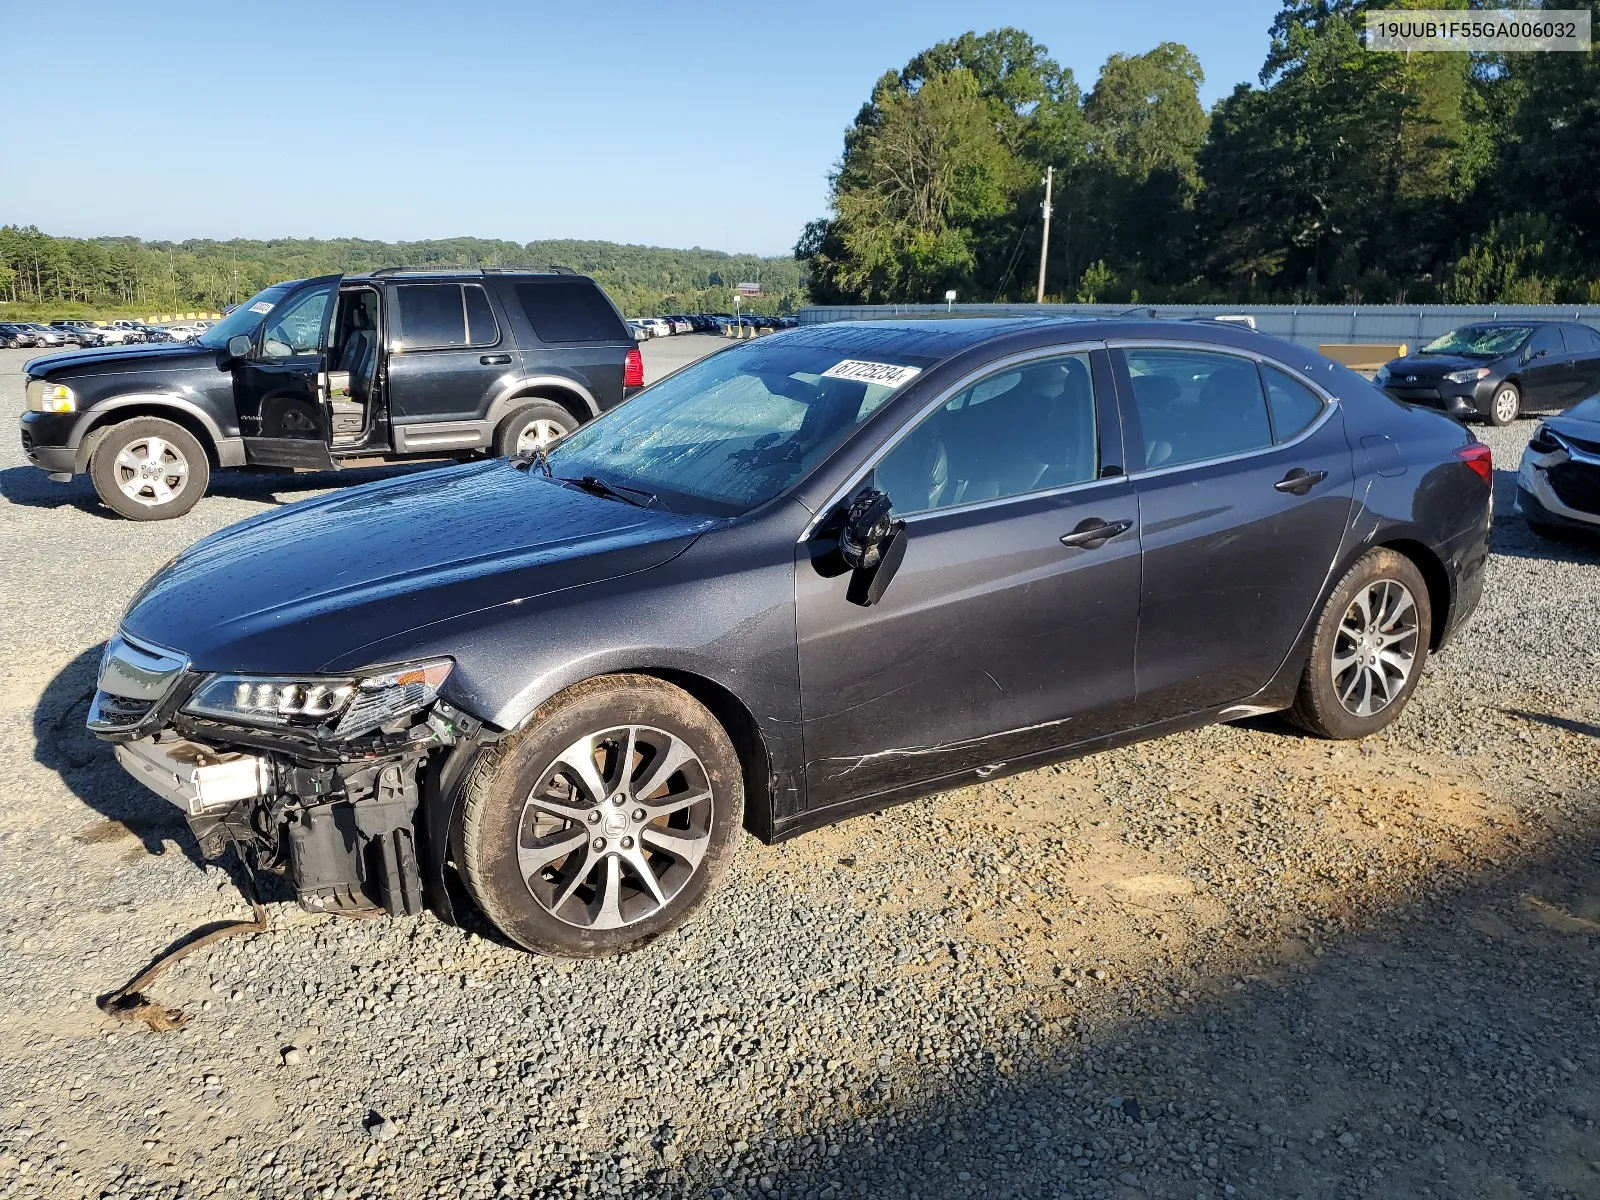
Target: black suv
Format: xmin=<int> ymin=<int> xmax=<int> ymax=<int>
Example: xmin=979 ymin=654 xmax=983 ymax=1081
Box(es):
xmin=20 ymin=268 xmax=644 ymax=519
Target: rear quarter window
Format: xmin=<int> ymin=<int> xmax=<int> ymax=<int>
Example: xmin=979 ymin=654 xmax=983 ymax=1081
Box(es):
xmin=512 ymin=278 xmax=629 ymax=343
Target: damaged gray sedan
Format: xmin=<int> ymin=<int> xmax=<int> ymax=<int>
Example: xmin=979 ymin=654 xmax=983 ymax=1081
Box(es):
xmin=90 ymin=317 xmax=1492 ymax=957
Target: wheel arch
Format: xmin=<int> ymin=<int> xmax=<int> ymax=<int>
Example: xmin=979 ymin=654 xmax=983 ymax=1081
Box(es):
xmin=71 ymin=397 xmax=224 ymax=472
xmin=1375 ymin=536 xmax=1451 ymax=651
xmin=487 ymin=377 xmax=599 ymax=432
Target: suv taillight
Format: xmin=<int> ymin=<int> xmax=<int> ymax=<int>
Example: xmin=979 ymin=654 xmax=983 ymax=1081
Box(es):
xmin=624 ymin=346 xmax=644 ymax=389
xmin=1455 ymin=441 xmax=1492 ymax=485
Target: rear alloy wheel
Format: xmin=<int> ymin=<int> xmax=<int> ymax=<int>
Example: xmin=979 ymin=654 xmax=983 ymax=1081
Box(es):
xmin=493 ymin=399 xmax=579 ymax=458
xmin=459 ymin=675 xmax=743 ymax=956
xmin=1288 ymin=548 xmax=1432 ymax=740
xmin=88 ymin=416 xmax=210 ymax=521
xmin=1488 ymin=382 xmax=1521 ymax=426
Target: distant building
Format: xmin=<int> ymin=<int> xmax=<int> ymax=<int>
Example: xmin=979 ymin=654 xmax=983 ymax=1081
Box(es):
xmin=735 ymin=282 xmax=763 ymax=297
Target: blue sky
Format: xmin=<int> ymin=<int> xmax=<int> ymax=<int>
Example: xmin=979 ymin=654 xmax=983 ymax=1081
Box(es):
xmin=0 ymin=0 xmax=1281 ymax=255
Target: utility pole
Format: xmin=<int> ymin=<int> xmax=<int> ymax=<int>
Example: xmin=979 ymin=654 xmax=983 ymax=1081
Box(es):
xmin=1036 ymin=166 xmax=1054 ymax=304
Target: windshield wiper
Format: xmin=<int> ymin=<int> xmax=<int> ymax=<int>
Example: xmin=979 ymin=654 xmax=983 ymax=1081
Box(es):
xmin=558 ymin=474 xmax=659 ymax=509
xmin=511 ymin=446 xmax=553 ymax=477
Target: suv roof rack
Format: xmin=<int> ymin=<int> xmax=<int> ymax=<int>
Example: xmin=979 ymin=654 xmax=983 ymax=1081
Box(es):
xmin=365 ymin=265 xmax=577 ymax=278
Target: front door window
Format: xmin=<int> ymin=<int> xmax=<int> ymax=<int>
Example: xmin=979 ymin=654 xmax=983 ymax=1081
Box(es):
xmin=261 ymin=284 xmax=334 ymax=359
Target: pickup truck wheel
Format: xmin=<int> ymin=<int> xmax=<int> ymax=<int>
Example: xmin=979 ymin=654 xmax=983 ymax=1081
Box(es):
xmin=459 ymin=674 xmax=743 ymax=956
xmin=89 ymin=417 xmax=210 ymax=521
xmin=493 ymin=400 xmax=578 ymax=457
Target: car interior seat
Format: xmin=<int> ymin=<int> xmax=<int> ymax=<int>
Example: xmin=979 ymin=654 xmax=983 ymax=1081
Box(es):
xmin=337 ymin=297 xmax=379 ymax=406
xmin=1130 ymin=374 xmax=1182 ymax=467
xmin=1195 ymin=364 xmax=1270 ymax=459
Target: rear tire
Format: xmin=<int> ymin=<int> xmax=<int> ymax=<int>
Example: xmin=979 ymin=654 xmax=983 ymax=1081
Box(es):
xmin=459 ymin=674 xmax=743 ymax=956
xmin=493 ymin=400 xmax=580 ymax=457
xmin=1288 ymin=548 xmax=1432 ymax=740
xmin=88 ymin=417 xmax=210 ymax=521
xmin=1487 ymin=382 xmax=1520 ymax=426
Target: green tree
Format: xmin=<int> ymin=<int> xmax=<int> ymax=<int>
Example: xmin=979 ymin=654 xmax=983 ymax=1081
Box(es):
xmin=821 ymin=68 xmax=1017 ymax=302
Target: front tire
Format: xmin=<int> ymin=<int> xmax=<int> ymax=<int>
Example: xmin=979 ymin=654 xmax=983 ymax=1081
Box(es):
xmin=1487 ymin=382 xmax=1521 ymax=426
xmin=493 ymin=400 xmax=579 ymax=458
xmin=88 ymin=417 xmax=210 ymax=521
xmin=459 ymin=674 xmax=743 ymax=956
xmin=1288 ymin=548 xmax=1432 ymax=740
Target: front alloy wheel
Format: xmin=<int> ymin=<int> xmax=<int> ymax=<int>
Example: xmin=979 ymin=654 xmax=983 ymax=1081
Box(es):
xmin=1489 ymin=383 xmax=1520 ymax=426
xmin=518 ymin=724 xmax=714 ymax=930
xmin=88 ymin=416 xmax=211 ymax=521
xmin=459 ymin=675 xmax=743 ymax=956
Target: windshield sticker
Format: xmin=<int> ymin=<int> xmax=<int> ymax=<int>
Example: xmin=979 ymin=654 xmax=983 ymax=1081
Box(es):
xmin=249 ymin=301 xmax=274 ymax=315
xmin=821 ymin=360 xmax=922 ymax=388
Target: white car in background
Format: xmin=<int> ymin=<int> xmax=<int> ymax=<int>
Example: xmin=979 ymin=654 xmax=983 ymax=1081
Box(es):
xmin=640 ymin=318 xmax=672 ymax=338
xmin=626 ymin=320 xmax=654 ymax=340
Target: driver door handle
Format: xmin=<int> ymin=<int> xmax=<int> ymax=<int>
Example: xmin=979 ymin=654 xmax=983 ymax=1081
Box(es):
xmin=1275 ymin=468 xmax=1328 ymax=495
xmin=480 ymin=353 xmax=513 ymax=365
xmin=1060 ymin=518 xmax=1133 ymax=549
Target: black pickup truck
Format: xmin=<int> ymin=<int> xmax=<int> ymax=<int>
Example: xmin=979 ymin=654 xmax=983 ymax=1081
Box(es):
xmin=19 ymin=268 xmax=644 ymax=519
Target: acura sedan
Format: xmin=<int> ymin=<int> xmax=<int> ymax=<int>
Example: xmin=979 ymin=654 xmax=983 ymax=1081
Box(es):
xmin=90 ymin=318 xmax=1492 ymax=957
xmin=1376 ymin=320 xmax=1600 ymax=426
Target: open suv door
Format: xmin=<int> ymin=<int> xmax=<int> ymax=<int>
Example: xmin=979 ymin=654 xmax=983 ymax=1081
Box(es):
xmin=236 ymin=274 xmax=342 ymax=469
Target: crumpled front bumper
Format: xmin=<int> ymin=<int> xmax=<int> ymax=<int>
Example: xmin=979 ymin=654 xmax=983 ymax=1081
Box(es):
xmin=1517 ymin=443 xmax=1600 ymax=529
xmin=113 ymin=735 xmax=273 ymax=817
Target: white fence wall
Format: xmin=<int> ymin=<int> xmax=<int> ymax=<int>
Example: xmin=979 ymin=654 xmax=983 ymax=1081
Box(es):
xmin=796 ymin=303 xmax=1600 ymax=351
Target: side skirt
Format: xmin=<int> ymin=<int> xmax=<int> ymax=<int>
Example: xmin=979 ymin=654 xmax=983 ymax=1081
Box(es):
xmin=768 ymin=698 xmax=1289 ymax=843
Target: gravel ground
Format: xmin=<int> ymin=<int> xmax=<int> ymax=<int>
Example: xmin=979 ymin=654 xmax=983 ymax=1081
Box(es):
xmin=2 ymin=341 xmax=1599 ymax=1200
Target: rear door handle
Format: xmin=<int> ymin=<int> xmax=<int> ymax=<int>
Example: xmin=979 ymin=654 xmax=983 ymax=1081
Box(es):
xmin=1274 ymin=468 xmax=1327 ymax=495
xmin=1060 ymin=518 xmax=1133 ymax=549
xmin=480 ymin=353 xmax=512 ymax=365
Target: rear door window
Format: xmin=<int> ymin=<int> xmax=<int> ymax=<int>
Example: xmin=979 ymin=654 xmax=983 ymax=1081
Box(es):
xmin=395 ymin=284 xmax=467 ymax=349
xmin=513 ymin=278 xmax=629 ymax=342
xmin=1122 ymin=348 xmax=1273 ymax=470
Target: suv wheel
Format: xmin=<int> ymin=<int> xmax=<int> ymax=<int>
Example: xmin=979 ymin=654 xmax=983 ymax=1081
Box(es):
xmin=89 ymin=417 xmax=211 ymax=521
xmin=1288 ymin=548 xmax=1431 ymax=740
xmin=493 ymin=400 xmax=579 ymax=457
xmin=459 ymin=675 xmax=743 ymax=956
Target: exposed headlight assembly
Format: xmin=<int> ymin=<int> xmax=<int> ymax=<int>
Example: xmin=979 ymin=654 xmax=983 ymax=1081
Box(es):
xmin=1445 ymin=367 xmax=1492 ymax=384
xmin=1373 ymin=366 xmax=1391 ymax=386
xmin=184 ymin=659 xmax=452 ymax=739
xmin=25 ymin=379 xmax=76 ymax=412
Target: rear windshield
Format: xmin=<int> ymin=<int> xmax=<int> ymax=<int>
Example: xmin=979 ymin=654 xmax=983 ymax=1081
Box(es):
xmin=512 ymin=278 xmax=629 ymax=342
xmin=1422 ymin=325 xmax=1530 ymax=356
xmin=547 ymin=339 xmax=929 ymax=515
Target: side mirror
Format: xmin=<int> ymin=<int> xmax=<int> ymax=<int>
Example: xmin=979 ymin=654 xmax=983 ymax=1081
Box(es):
xmin=838 ymin=488 xmax=907 ymax=607
xmin=226 ymin=334 xmax=252 ymax=360
xmin=839 ymin=489 xmax=894 ymax=570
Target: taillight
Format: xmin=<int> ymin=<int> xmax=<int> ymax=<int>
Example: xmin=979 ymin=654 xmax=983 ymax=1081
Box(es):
xmin=624 ymin=346 xmax=644 ymax=389
xmin=1455 ymin=441 xmax=1492 ymax=485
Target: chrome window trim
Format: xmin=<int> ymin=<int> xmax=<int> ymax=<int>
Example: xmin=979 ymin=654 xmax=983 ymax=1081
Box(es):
xmin=1107 ymin=339 xmax=1340 ymax=481
xmin=800 ymin=341 xmax=1110 ymax=540
xmin=897 ymin=472 xmax=1126 ymax=525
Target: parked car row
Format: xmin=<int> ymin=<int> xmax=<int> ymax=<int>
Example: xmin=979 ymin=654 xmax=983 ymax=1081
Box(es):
xmin=0 ymin=318 xmax=192 ymax=349
xmin=628 ymin=312 xmax=798 ymax=339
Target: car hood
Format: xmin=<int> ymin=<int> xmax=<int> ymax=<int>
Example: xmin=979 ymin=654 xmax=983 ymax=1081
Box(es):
xmin=1382 ymin=353 xmax=1501 ymax=378
xmin=25 ymin=341 xmax=219 ymax=379
xmin=120 ymin=461 xmax=718 ymax=674
xmin=1547 ymin=393 xmax=1600 ymax=440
